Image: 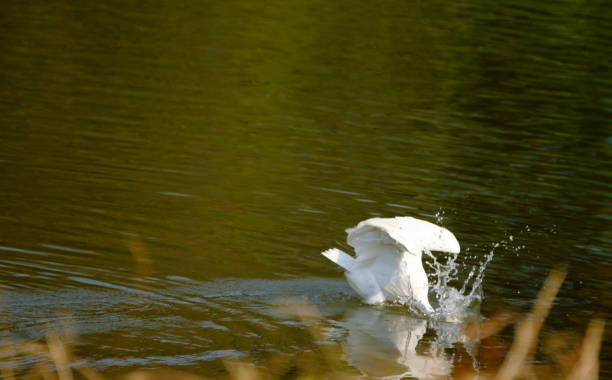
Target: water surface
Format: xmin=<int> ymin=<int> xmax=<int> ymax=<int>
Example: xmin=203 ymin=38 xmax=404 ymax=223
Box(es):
xmin=1 ymin=0 xmax=610 ymax=377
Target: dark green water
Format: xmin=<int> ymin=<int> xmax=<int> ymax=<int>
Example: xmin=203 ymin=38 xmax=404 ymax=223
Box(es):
xmin=1 ymin=0 xmax=610 ymax=377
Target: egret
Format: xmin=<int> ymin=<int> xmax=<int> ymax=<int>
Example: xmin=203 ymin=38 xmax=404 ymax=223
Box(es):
xmin=322 ymin=216 xmax=460 ymax=315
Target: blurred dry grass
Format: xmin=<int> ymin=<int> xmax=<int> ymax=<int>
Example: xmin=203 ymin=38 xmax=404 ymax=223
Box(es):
xmin=0 ymin=267 xmax=604 ymax=380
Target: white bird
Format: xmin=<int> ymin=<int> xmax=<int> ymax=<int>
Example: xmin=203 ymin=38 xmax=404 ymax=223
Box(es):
xmin=322 ymin=216 xmax=460 ymax=315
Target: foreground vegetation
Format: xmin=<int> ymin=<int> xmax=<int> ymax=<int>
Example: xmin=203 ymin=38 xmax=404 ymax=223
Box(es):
xmin=0 ymin=269 xmax=603 ymax=380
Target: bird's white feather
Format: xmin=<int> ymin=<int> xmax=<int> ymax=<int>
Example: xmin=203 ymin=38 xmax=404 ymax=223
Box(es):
xmin=321 ymin=248 xmax=355 ymax=271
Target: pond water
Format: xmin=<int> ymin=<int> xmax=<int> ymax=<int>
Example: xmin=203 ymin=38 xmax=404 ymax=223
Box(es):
xmin=1 ymin=0 xmax=610 ymax=378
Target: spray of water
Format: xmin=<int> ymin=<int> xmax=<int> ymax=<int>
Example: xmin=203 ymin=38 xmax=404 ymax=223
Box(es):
xmin=424 ymin=247 xmax=494 ymax=322
xmin=422 ymin=221 xmax=528 ymax=322
xmin=421 ymin=210 xmax=502 ymax=322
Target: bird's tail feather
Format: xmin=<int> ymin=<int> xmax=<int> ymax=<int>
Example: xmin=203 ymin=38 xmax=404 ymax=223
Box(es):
xmin=321 ymin=248 xmax=355 ymax=271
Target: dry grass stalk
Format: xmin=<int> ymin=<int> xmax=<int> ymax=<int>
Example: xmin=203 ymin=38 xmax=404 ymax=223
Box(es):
xmin=119 ymin=369 xmax=208 ymax=380
xmin=464 ymin=309 xmax=516 ymax=340
xmin=541 ymin=331 xmax=582 ymax=374
xmin=566 ymin=319 xmax=605 ymax=380
xmin=275 ymin=298 xmax=347 ymax=375
xmin=1 ymin=337 xmax=107 ymax=380
xmin=494 ymin=268 xmax=566 ymax=380
xmin=223 ymin=359 xmax=265 ymax=380
xmin=32 ymin=363 xmax=59 ymax=380
xmin=74 ymin=365 xmax=109 ymax=380
xmin=127 ymin=238 xmax=153 ymax=281
xmin=45 ymin=334 xmax=74 ymax=380
xmin=1 ymin=345 xmax=16 ymax=380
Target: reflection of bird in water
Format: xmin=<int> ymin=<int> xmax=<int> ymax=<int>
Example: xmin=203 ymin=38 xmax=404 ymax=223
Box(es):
xmin=322 ymin=216 xmax=460 ymax=315
xmin=340 ymin=307 xmax=458 ymax=379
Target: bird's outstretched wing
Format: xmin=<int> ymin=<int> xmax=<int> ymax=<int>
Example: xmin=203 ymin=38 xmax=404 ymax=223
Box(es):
xmin=346 ymin=217 xmax=460 ymax=259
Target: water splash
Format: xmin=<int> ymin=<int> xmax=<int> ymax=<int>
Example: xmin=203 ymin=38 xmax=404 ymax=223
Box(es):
xmin=424 ymin=245 xmax=494 ymax=323
xmin=422 ymin=228 xmax=532 ymax=322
